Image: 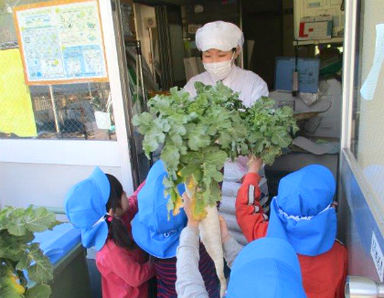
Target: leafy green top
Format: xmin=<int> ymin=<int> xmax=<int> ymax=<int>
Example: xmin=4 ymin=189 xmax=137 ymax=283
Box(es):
xmin=245 ymin=97 xmax=299 ymax=165
xmin=133 ymin=82 xmax=297 ymax=217
xmin=0 ymin=206 xmax=58 ymax=298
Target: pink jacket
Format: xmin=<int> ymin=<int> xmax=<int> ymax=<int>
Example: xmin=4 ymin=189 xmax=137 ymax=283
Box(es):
xmin=96 ymin=183 xmax=155 ymax=298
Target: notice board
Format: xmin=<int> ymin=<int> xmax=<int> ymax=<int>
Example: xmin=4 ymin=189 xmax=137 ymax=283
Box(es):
xmin=13 ymin=0 xmax=108 ymax=85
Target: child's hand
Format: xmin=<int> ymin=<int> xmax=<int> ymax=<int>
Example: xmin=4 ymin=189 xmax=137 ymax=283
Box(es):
xmin=247 ymin=155 xmax=263 ymax=173
xmin=219 ymin=215 xmax=230 ymax=244
xmin=182 ymin=193 xmax=199 ymax=228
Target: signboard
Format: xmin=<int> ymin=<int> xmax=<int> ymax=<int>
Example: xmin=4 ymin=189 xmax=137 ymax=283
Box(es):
xmin=13 ymin=0 xmax=108 ymax=85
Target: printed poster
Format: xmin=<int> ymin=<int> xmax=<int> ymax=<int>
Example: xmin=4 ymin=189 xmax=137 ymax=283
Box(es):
xmin=13 ymin=0 xmax=108 ymax=85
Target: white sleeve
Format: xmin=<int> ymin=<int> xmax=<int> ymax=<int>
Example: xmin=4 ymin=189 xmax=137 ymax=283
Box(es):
xmin=223 ymin=236 xmax=244 ymax=268
xmin=249 ymin=79 xmax=269 ymax=106
xmin=183 ymin=79 xmax=197 ymax=98
xmin=176 ymin=227 xmax=209 ymax=298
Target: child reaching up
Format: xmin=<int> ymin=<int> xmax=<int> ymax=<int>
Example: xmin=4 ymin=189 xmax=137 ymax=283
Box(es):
xmin=175 ymin=192 xmax=306 ymax=298
xmin=131 ymin=160 xmax=220 ymax=298
xmin=236 ymin=158 xmax=348 ymax=298
xmin=65 ymin=167 xmax=155 ymax=298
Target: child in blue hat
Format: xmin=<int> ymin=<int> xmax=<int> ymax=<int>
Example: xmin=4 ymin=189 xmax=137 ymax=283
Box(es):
xmin=175 ymin=193 xmax=306 ymax=298
xmin=65 ymin=167 xmax=155 ymax=298
xmin=235 ymin=158 xmax=347 ymax=298
xmin=131 ymin=160 xmax=220 ymax=298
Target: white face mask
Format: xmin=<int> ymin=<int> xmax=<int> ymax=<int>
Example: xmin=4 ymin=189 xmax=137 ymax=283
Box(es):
xmin=203 ymin=53 xmax=235 ymax=81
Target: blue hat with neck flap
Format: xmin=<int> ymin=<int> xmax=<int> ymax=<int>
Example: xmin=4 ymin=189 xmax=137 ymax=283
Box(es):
xmin=226 ymin=237 xmax=306 ymax=298
xmin=267 ymin=164 xmax=337 ymax=256
xmin=64 ymin=167 xmax=110 ymax=251
xmin=131 ymin=160 xmax=186 ymax=259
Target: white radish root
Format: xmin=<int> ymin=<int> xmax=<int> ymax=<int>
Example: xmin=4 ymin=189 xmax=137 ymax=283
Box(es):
xmin=199 ymin=205 xmax=226 ymax=297
xmin=185 ymin=176 xmax=226 ymax=297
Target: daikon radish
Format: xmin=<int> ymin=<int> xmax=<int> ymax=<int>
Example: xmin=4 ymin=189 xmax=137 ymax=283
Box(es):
xmin=185 ymin=177 xmax=226 ymax=297
xmin=133 ymin=81 xmax=298 ymax=298
xmin=200 ymin=205 xmax=226 ymax=297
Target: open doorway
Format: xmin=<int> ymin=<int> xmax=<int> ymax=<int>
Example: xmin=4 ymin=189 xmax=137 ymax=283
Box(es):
xmin=118 ymin=0 xmax=344 ymax=190
xmin=131 ymin=0 xmax=295 ymax=90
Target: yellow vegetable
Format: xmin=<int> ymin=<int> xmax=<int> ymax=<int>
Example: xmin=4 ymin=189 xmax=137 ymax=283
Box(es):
xmin=185 ymin=176 xmax=207 ymax=220
xmin=10 ymin=274 xmax=25 ymax=294
xmin=191 ymin=195 xmax=207 ymax=220
xmin=4 ymin=271 xmax=25 ymax=295
xmin=172 ymin=194 xmax=183 ymax=216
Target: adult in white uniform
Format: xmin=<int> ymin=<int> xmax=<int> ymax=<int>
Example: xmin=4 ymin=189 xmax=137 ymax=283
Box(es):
xmin=183 ymin=21 xmax=268 ymax=107
xmin=184 ymin=21 xmax=270 ymax=245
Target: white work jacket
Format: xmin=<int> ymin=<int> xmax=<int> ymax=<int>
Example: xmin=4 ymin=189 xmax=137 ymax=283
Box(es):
xmin=183 ymin=65 xmax=269 ymax=107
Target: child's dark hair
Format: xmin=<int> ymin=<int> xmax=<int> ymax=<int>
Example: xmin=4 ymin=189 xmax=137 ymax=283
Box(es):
xmin=105 ymin=174 xmax=134 ymax=250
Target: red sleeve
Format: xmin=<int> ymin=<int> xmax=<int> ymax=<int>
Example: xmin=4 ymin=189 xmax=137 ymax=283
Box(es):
xmin=109 ymin=246 xmax=155 ymax=287
xmin=235 ymin=173 xmax=269 ymax=242
xmin=121 ymin=181 xmax=146 ymax=225
xmin=127 ymin=181 xmax=146 ymax=215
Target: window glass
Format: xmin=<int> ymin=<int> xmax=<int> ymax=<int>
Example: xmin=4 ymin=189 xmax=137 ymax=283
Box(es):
xmin=351 ymin=0 xmax=384 ymax=199
xmin=0 ymin=0 xmax=115 ymax=140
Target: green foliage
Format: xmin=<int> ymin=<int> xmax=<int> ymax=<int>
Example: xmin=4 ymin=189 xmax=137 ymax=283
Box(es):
xmin=0 ymin=206 xmax=58 ymax=298
xmin=132 ymin=82 xmax=297 ymax=215
xmin=25 ymin=284 xmax=51 ymax=298
xmin=245 ymin=97 xmax=299 ymax=165
xmin=132 ymin=82 xmax=247 ymax=216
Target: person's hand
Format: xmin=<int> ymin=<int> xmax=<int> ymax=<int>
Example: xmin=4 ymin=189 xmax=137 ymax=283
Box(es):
xmin=247 ymin=155 xmax=263 ymax=173
xmin=182 ymin=192 xmax=199 ymax=228
xmin=219 ymin=215 xmax=230 ymax=244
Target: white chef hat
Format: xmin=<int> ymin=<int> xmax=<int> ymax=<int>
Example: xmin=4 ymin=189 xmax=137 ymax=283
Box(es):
xmin=195 ymin=21 xmax=244 ymax=52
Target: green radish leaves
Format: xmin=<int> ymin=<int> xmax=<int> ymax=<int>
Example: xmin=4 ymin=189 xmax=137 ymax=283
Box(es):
xmin=132 ymin=82 xmax=298 ymax=213
xmin=245 ymin=97 xmax=299 ymax=165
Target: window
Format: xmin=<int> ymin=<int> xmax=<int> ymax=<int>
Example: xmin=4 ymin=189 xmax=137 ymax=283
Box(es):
xmin=0 ymin=0 xmax=116 ymax=140
xmin=351 ymin=0 xmax=384 ymax=200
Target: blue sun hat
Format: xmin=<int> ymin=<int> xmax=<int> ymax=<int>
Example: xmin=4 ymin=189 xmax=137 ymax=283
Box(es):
xmin=226 ymin=237 xmax=306 ymax=298
xmin=267 ymin=164 xmax=337 ymax=256
xmin=64 ymin=167 xmax=110 ymax=251
xmin=131 ymin=160 xmax=186 ymax=259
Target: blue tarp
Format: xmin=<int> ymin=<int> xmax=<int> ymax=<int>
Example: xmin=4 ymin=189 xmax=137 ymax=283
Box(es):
xmin=33 ymin=223 xmax=81 ymax=265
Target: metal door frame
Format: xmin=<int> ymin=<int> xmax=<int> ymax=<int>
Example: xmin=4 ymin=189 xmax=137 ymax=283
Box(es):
xmin=339 ymin=0 xmax=384 ymax=282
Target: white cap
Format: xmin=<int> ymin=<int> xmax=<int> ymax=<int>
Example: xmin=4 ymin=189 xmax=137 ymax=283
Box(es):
xmin=195 ymin=21 xmax=244 ymax=52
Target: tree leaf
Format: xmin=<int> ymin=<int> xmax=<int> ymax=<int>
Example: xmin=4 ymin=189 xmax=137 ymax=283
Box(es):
xmin=0 ymin=279 xmax=23 ymax=298
xmin=24 ymin=244 xmax=53 ymax=284
xmin=0 ymin=231 xmax=27 ymax=262
xmin=23 ymin=206 xmax=57 ymax=233
xmin=0 ymin=206 xmax=55 ymax=298
xmin=25 ymin=284 xmax=51 ymax=298
xmin=6 ymin=209 xmax=27 ymax=236
xmin=0 ymin=207 xmax=13 ymax=231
